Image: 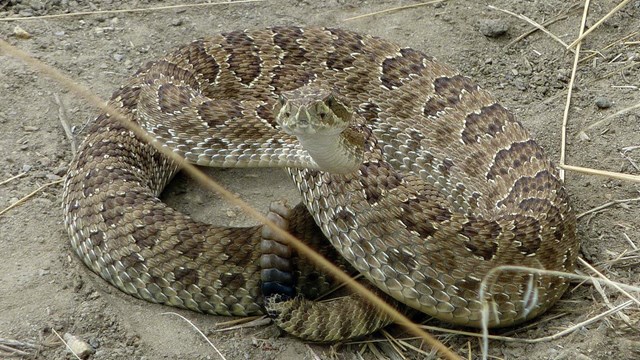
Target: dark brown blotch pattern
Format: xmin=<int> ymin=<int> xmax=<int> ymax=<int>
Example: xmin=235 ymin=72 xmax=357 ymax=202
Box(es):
xmin=423 ymin=75 xmax=479 ymax=117
xmin=270 ymin=26 xmax=315 ymax=92
xmin=157 ymin=83 xmax=192 ymax=114
xmin=256 ymin=103 xmax=278 ymax=128
xmin=510 ymin=214 xmax=542 ymax=256
xmin=360 ymin=162 xmax=403 ymax=204
xmin=487 ymin=140 xmax=545 ymax=180
xmin=174 ymin=267 xmax=199 ymax=284
xmin=326 ymin=28 xmax=364 ymax=71
xmin=461 ymin=103 xmax=517 ymax=144
xmin=400 ymin=192 xmax=452 ymax=238
xmin=358 ymin=102 xmax=381 ymax=122
xmin=219 ymin=273 xmax=246 ymax=290
xmin=222 ymin=31 xmax=262 ymax=86
xmin=62 ymin=27 xmax=577 ymax=337
xmin=183 ymin=40 xmax=221 ymax=87
xmin=381 ymin=48 xmax=429 ymax=89
xmin=196 ymin=99 xmax=244 ymax=127
xmin=272 ymin=26 xmax=307 ymax=67
xmin=460 ymin=219 xmax=501 ymax=260
xmin=497 ymin=170 xmax=558 ymax=208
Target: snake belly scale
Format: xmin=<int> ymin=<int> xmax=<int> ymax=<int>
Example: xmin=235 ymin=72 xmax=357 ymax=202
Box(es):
xmin=62 ymin=26 xmax=578 ymax=341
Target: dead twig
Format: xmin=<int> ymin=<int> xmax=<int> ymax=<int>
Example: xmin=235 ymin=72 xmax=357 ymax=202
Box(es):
xmin=51 ymin=329 xmax=81 ymax=360
xmin=0 ymin=343 xmax=30 ymax=357
xmin=0 ymin=179 xmax=62 ymax=217
xmin=0 ymin=0 xmax=264 ymax=22
xmin=506 ymin=15 xmax=568 ymax=48
xmin=620 ymin=151 xmax=640 ymax=172
xmin=578 ymin=30 xmax=639 ymax=64
xmin=577 ymin=197 xmax=640 ymax=219
xmin=578 ymin=258 xmax=640 ymax=306
xmin=581 ymin=101 xmax=640 ymax=133
xmin=560 ymin=164 xmax=640 ymax=183
xmin=212 ymin=316 xmax=271 ymax=333
xmin=558 ymin=0 xmax=590 ymax=180
xmin=488 ymin=5 xmax=574 ymax=53
xmin=0 ymin=172 xmax=27 ymax=186
xmin=343 ymin=0 xmax=443 ymax=21
xmin=162 ymin=312 xmax=227 ymax=360
xmin=567 ymin=0 xmax=635 ymax=48
xmin=0 ymin=338 xmax=37 ymax=350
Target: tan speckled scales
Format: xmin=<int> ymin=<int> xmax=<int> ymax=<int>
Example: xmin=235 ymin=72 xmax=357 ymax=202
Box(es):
xmin=62 ymin=27 xmax=578 ymax=341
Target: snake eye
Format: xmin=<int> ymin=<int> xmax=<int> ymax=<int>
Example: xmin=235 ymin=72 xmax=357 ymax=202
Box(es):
xmin=325 ymin=94 xmax=336 ymax=108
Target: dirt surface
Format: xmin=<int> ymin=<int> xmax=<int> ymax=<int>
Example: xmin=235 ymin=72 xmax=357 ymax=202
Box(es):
xmin=1 ymin=0 xmax=639 ymax=359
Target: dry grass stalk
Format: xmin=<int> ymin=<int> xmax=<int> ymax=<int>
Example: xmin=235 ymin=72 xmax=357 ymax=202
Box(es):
xmin=577 ymin=197 xmax=640 ymax=219
xmin=162 ymin=312 xmax=227 ymax=359
xmin=567 ymin=0 xmax=635 ymax=48
xmin=0 ymin=172 xmax=26 ymax=186
xmin=487 ymin=5 xmax=574 ymax=53
xmin=0 ymin=179 xmax=62 ymax=217
xmin=343 ymin=0 xmax=443 ymax=21
xmin=0 ymin=0 xmax=264 ymax=22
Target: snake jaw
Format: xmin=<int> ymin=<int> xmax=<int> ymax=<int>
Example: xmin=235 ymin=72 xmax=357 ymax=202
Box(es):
xmin=275 ymin=87 xmax=352 ymax=137
xmin=272 ymin=86 xmax=364 ymax=173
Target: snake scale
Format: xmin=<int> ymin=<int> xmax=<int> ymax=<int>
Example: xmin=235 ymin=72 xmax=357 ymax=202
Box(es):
xmin=62 ymin=27 xmax=578 ymax=341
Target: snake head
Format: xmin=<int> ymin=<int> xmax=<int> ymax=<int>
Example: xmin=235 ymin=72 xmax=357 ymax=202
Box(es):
xmin=274 ymin=87 xmax=353 ymax=138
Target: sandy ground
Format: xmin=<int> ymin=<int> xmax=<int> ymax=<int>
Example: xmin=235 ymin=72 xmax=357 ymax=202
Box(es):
xmin=0 ymin=0 xmax=639 ymax=359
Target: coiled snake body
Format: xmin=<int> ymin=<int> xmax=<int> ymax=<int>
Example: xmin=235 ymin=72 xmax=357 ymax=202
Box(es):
xmin=62 ymin=27 xmax=577 ymax=341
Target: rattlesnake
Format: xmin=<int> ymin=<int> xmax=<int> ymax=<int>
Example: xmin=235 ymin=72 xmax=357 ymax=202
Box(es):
xmin=62 ymin=26 xmax=578 ymax=341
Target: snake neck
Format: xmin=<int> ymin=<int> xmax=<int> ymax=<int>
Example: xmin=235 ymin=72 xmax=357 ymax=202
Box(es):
xmin=296 ymin=128 xmax=364 ymax=174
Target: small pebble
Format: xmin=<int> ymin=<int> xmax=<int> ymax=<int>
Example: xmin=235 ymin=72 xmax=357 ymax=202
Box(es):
xmin=18 ymin=10 xmax=34 ymax=17
xmin=478 ymin=19 xmax=509 ymax=37
xmin=513 ymin=79 xmax=528 ymax=91
xmin=595 ymin=97 xmax=612 ymax=109
xmin=63 ymin=333 xmax=95 ymax=359
xmin=171 ymin=18 xmax=183 ymax=26
xmin=22 ymin=164 xmax=32 ymax=172
xmin=113 ymin=53 xmax=124 ymax=62
xmin=30 ymin=1 xmax=44 ymax=11
xmin=13 ymin=25 xmax=31 ymax=39
xmin=54 ymin=165 xmax=69 ymax=176
xmin=578 ymin=131 xmax=590 ymax=141
xmin=87 ymin=291 xmax=100 ymax=300
xmin=556 ymin=69 xmax=571 ymax=83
